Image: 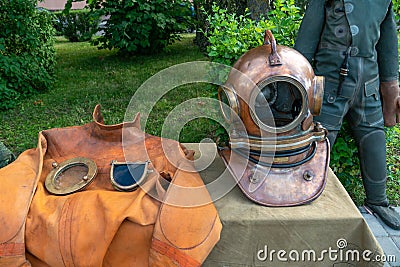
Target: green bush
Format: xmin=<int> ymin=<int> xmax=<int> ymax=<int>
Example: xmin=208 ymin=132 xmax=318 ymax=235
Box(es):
xmin=385 ymin=126 xmax=400 ymax=205
xmin=204 ymin=0 xmax=302 ymax=66
xmin=54 ymin=9 xmax=100 ymax=42
xmin=393 ymin=0 xmax=400 ymax=29
xmin=204 ymin=5 xmax=267 ymax=66
xmin=0 ymin=0 xmax=55 ymax=110
xmin=88 ymin=0 xmax=193 ymax=54
xmin=267 ymin=0 xmax=302 ymax=47
xmin=194 ymin=0 xmax=276 ymax=51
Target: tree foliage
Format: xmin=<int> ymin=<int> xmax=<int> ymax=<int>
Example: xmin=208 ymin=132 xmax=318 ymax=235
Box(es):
xmin=0 ymin=0 xmax=56 ymax=110
xmin=86 ymin=0 xmax=193 ymax=54
xmin=54 ymin=9 xmax=100 ymax=42
xmin=204 ymin=0 xmax=301 ymax=65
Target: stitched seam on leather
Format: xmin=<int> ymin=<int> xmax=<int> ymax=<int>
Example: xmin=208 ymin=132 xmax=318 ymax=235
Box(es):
xmin=59 ymin=197 xmax=77 ymax=267
xmin=69 ymin=195 xmax=80 ymax=267
xmin=151 ymin=238 xmax=200 ymax=267
xmin=158 ymin=159 xmax=218 ymax=250
xmin=59 ymin=198 xmax=70 ymax=266
xmin=0 ymin=243 xmax=25 ymax=257
xmin=159 ymin=212 xmax=218 ymax=250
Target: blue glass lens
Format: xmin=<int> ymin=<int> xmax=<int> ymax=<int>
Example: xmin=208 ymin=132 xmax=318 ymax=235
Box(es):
xmin=113 ymin=163 xmax=145 ymax=186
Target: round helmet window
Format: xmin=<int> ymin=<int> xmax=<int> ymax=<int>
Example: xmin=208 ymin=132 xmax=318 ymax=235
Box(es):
xmin=250 ymin=76 xmax=307 ymax=133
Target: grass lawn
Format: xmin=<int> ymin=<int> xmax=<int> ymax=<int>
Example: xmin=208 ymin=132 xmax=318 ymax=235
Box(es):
xmin=0 ymin=34 xmax=220 ymax=155
xmin=0 ymin=34 xmax=399 ymax=206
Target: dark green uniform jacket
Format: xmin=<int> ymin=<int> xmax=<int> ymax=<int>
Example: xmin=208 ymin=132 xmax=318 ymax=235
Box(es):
xmin=295 ymin=0 xmax=398 ymax=83
xmin=294 ymin=0 xmax=399 ymax=204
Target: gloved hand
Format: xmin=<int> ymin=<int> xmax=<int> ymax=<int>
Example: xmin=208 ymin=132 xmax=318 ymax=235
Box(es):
xmin=380 ymin=80 xmax=400 ymax=127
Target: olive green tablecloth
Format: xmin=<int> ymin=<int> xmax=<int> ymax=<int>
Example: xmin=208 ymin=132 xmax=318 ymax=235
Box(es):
xmin=184 ymin=143 xmax=384 ymax=267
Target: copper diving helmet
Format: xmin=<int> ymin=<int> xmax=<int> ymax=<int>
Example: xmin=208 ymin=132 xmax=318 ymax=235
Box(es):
xmin=218 ymin=30 xmax=330 ymax=206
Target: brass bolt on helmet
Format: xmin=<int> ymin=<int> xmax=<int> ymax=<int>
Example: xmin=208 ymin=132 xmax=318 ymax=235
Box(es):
xmin=218 ymin=30 xmax=330 ymax=206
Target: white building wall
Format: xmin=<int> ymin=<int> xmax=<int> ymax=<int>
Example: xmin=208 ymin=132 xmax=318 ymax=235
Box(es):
xmin=37 ymin=0 xmax=86 ymax=11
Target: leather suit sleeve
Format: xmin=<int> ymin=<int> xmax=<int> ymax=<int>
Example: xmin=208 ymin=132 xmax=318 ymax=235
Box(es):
xmin=0 ymin=146 xmax=42 ymax=266
xmin=294 ymin=0 xmax=326 ymax=63
xmin=376 ymin=2 xmax=399 ymax=82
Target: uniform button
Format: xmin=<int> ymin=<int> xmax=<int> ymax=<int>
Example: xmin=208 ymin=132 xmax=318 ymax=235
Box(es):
xmin=335 ymin=25 xmax=347 ymax=38
xmin=350 ymin=25 xmax=359 ymax=36
xmin=350 ymin=47 xmax=359 ymax=56
xmin=344 ymin=3 xmax=354 ymax=13
xmin=328 ymin=95 xmax=336 ymax=103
